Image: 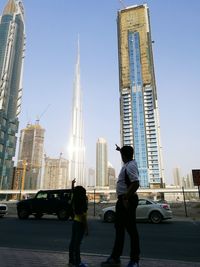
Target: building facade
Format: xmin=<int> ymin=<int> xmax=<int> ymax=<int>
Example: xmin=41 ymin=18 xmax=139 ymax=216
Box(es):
xmin=42 ymin=155 xmax=69 ymax=189
xmin=17 ymin=123 xmax=45 ymax=190
xmin=108 ymin=163 xmax=116 ymax=190
xmin=117 ymin=4 xmax=164 ymax=188
xmin=96 ymin=137 xmax=108 ymax=187
xmin=68 ymin=40 xmax=85 ymax=186
xmin=0 ymin=0 xmax=25 ymax=189
xmin=87 ymin=168 xmax=95 ymax=187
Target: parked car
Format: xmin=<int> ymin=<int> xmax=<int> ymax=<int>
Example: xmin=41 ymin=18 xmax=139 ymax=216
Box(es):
xmin=99 ymin=198 xmax=173 ymax=224
xmin=0 ymin=203 xmax=8 ymax=218
xmin=17 ymin=189 xmax=73 ymax=220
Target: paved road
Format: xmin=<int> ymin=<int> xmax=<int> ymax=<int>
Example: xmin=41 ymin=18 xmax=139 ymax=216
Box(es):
xmin=0 ymin=216 xmax=199 ymax=263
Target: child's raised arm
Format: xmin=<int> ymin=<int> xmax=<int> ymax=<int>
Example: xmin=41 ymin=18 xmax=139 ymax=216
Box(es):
xmin=71 ymin=179 xmax=76 ymax=190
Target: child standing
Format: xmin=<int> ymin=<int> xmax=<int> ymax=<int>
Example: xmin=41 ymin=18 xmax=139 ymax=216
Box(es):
xmin=68 ymin=179 xmax=88 ymax=267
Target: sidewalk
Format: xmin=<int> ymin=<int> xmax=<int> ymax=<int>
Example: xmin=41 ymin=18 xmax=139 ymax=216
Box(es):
xmin=0 ymin=247 xmax=200 ymax=267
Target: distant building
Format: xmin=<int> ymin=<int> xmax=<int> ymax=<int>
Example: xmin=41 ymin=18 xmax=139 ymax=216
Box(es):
xmin=186 ymin=172 xmax=194 ymax=189
xmin=182 ymin=172 xmax=194 ymax=189
xmin=108 ymin=163 xmax=116 ymax=190
xmin=172 ymin=168 xmax=196 ymax=199
xmin=183 ymin=173 xmax=196 ymax=200
xmin=117 ymin=4 xmax=164 ymax=188
xmin=0 ymin=0 xmax=25 ymax=189
xmin=17 ymin=122 xmax=45 ymax=190
xmin=96 ymin=138 xmax=108 ymax=187
xmin=42 ymin=155 xmax=69 ymax=189
xmin=173 ymin=167 xmax=184 ymax=188
xmin=87 ymin=168 xmax=95 ymax=187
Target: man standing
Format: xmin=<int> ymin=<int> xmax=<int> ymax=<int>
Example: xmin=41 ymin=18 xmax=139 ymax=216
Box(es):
xmin=101 ymin=145 xmax=140 ymax=267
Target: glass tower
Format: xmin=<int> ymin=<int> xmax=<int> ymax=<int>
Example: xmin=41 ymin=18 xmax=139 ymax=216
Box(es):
xmin=68 ymin=40 xmax=85 ymax=186
xmin=0 ymin=0 xmax=25 ymax=189
xmin=117 ymin=4 xmax=164 ymax=188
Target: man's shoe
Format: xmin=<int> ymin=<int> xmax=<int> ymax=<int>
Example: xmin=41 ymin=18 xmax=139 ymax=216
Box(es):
xmin=126 ymin=261 xmax=139 ymax=267
xmin=101 ymin=256 xmax=121 ymax=266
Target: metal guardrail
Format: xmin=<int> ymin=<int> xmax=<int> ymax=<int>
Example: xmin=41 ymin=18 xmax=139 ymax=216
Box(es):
xmin=0 ymin=188 xmax=199 ymax=195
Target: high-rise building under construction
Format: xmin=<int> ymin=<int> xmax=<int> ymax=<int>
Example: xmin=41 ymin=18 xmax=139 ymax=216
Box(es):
xmin=17 ymin=123 xmax=45 ymax=190
xmin=0 ymin=0 xmax=25 ymax=189
xmin=42 ymin=155 xmax=69 ymax=190
xmin=117 ymin=4 xmax=164 ymax=188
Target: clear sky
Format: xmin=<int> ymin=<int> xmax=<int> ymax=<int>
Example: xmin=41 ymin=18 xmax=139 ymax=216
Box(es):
xmin=1 ymin=0 xmax=200 ymax=185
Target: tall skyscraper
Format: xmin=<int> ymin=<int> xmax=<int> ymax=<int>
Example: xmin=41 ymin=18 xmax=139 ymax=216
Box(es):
xmin=17 ymin=122 xmax=45 ymax=190
xmin=173 ymin=167 xmax=182 ymax=188
xmin=68 ymin=40 xmax=85 ymax=186
xmin=117 ymin=4 xmax=164 ymax=188
xmin=0 ymin=0 xmax=25 ymax=189
xmin=96 ymin=138 xmax=108 ymax=187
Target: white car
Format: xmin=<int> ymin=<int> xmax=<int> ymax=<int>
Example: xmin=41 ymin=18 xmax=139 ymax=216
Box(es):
xmin=99 ymin=198 xmax=173 ymax=224
xmin=0 ymin=203 xmax=8 ymax=218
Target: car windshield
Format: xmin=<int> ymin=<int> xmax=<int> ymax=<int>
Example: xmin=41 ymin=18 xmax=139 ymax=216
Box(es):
xmin=36 ymin=192 xmax=48 ymax=199
xmin=138 ymin=199 xmax=154 ymax=205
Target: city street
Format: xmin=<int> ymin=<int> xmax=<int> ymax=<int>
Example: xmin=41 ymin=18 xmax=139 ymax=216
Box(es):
xmin=0 ymin=216 xmax=199 ymax=263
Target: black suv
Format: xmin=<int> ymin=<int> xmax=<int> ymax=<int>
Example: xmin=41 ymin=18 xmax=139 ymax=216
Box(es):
xmin=17 ymin=189 xmax=73 ymax=220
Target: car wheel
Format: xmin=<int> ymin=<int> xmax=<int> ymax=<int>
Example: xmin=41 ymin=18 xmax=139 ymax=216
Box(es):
xmin=149 ymin=211 xmax=162 ymax=224
xmin=34 ymin=213 xmax=43 ymax=219
xmin=18 ymin=208 xmax=29 ymax=219
xmin=57 ymin=209 xmax=69 ymax=220
xmin=104 ymin=211 xmax=115 ymax=223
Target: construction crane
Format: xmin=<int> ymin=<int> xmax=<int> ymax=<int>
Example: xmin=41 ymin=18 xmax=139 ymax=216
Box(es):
xmin=36 ymin=104 xmax=51 ymax=124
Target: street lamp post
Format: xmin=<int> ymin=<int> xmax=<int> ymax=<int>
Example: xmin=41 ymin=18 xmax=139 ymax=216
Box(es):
xmin=93 ymin=188 xmax=96 ymax=217
xmin=182 ymin=186 xmax=188 ymax=217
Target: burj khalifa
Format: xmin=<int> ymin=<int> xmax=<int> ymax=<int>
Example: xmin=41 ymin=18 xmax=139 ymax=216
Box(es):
xmin=68 ymin=40 xmax=85 ymax=186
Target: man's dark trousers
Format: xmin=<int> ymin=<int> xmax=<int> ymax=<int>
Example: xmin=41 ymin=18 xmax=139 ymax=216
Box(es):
xmin=69 ymin=220 xmax=85 ymax=265
xmin=111 ymin=194 xmax=140 ymax=263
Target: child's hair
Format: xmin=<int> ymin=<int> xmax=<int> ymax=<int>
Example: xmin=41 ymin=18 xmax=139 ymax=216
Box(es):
xmin=72 ymin=186 xmax=88 ymax=214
